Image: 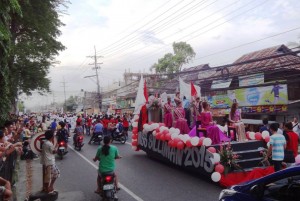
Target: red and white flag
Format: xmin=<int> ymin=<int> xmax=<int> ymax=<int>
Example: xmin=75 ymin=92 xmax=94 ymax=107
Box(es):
xmin=134 ymin=76 xmax=147 ymax=114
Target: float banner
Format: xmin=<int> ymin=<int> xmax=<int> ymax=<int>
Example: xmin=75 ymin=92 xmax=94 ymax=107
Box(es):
xmin=230 ymin=84 xmax=288 ymax=106
xmin=138 ymin=132 xmax=216 ymax=176
xmin=207 ymin=94 xmax=231 ymax=108
xmin=241 ymin=105 xmax=288 ymax=114
xmin=239 ymin=73 xmax=264 ymax=87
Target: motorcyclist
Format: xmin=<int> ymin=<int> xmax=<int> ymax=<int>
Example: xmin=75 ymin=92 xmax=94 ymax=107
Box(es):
xmin=88 ymin=119 xmax=103 ymax=144
xmin=56 ymin=122 xmax=69 ymax=152
xmin=73 ymin=122 xmax=83 ymax=146
xmin=93 ymin=136 xmax=121 ymax=194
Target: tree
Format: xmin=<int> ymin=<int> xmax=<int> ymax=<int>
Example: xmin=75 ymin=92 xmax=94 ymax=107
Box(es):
xmin=0 ymin=0 xmax=21 ymax=125
xmin=8 ymin=0 xmax=67 ymax=110
xmin=151 ymin=41 xmax=196 ymax=73
xmin=65 ymin=96 xmax=78 ymax=112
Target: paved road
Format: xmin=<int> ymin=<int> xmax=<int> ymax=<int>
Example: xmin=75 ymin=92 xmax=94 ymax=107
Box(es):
xmin=55 ymin=133 xmax=222 ymax=201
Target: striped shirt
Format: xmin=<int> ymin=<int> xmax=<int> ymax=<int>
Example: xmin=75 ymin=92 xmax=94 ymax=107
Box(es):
xmin=270 ymin=133 xmax=286 ymax=161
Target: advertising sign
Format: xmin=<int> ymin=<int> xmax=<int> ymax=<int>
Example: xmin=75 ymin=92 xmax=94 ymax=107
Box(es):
xmin=239 ymin=73 xmax=264 ymax=87
xmin=231 ymin=84 xmax=288 ymax=106
xmin=211 ymin=79 xmax=232 ymax=89
xmin=207 ymin=95 xmax=231 ymax=108
xmin=241 ymin=105 xmax=288 ymax=114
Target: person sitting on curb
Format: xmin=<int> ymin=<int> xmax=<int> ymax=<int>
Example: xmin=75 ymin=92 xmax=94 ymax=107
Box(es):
xmin=0 ymin=177 xmax=12 ymax=201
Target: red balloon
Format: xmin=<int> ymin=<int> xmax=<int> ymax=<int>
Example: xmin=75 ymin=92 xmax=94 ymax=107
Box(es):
xmin=171 ymin=140 xmax=177 ymax=148
xmin=132 ymin=141 xmax=138 ymax=146
xmin=186 ymin=140 xmax=192 ymax=148
xmin=177 ymin=141 xmax=185 ymax=150
xmin=215 ymin=164 xmax=224 ymax=174
xmin=165 ymin=133 xmax=171 ymax=141
xmin=168 ymin=140 xmax=173 ymax=147
xmin=246 ymin=131 xmax=250 ymax=139
xmin=207 ymin=147 xmax=216 ymax=153
xmin=155 ymin=128 xmax=160 ymax=133
xmin=132 ymin=134 xmax=137 ymax=140
xmin=156 ymin=133 xmax=161 ymax=140
xmin=255 ymin=132 xmax=262 ymax=140
xmin=264 ymin=136 xmax=270 ymax=143
xmin=132 ymin=127 xmax=138 ymax=133
xmin=159 ymin=123 xmax=165 ymax=127
xmin=162 ymin=130 xmax=169 ymax=135
xmin=173 ymin=138 xmax=180 ymax=144
xmin=160 ymin=134 xmax=166 ymax=141
xmin=198 ymin=137 xmax=205 ymax=146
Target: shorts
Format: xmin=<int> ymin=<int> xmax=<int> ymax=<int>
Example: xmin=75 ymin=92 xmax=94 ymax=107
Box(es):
xmin=44 ymin=164 xmax=60 ymax=183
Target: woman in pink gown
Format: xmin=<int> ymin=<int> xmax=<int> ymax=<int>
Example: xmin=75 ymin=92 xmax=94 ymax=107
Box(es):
xmin=173 ymin=96 xmax=190 ymax=134
xmin=164 ymin=96 xmax=173 ymax=128
xmin=189 ymin=102 xmax=230 ymax=144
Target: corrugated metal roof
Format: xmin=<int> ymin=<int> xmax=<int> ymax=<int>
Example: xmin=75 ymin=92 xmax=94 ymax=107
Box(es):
xmin=230 ymin=44 xmax=300 ymax=74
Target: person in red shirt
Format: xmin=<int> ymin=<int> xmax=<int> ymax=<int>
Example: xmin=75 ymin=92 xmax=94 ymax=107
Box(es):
xmin=122 ymin=114 xmax=129 ymax=138
xmin=101 ymin=115 xmax=109 ymax=136
xmin=284 ymin=122 xmax=299 ymax=157
xmin=86 ymin=116 xmax=92 ymax=136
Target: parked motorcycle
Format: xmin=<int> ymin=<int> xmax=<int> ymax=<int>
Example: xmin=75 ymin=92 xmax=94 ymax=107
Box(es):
xmin=74 ymin=135 xmax=84 ymax=151
xmin=101 ymin=172 xmax=118 ymax=201
xmin=111 ymin=131 xmax=126 ymax=144
xmin=89 ymin=132 xmax=103 ymax=145
xmin=57 ymin=140 xmax=67 ymax=159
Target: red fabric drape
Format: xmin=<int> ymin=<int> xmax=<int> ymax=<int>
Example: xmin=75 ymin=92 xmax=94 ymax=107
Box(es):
xmin=219 ymin=166 xmax=275 ymax=187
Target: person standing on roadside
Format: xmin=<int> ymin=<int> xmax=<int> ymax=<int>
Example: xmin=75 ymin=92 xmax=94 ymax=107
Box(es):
xmin=265 ymin=123 xmax=286 ymax=172
xmin=292 ymin=117 xmax=300 ymax=136
xmin=284 ymin=122 xmax=299 ymax=157
xmin=41 ymin=130 xmax=60 ymax=194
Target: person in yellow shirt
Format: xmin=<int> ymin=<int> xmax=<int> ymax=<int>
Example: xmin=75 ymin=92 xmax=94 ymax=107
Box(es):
xmin=23 ymin=124 xmax=32 ymax=141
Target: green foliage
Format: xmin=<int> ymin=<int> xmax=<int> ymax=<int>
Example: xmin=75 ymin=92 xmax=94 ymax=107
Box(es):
xmin=151 ymin=41 xmax=196 ymax=73
xmin=0 ymin=0 xmax=22 ymax=126
xmin=8 ymin=0 xmax=66 ymax=99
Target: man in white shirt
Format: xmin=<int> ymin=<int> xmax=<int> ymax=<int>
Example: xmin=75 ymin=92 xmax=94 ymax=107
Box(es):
xmin=41 ymin=130 xmax=59 ymax=193
xmin=292 ymin=117 xmax=300 ymax=136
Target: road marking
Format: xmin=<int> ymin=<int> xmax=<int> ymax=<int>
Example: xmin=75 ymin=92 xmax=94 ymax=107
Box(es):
xmin=68 ymin=145 xmax=144 ymax=201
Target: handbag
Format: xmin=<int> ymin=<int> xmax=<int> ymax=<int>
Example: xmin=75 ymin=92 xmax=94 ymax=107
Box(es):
xmin=284 ymin=150 xmax=295 ymax=163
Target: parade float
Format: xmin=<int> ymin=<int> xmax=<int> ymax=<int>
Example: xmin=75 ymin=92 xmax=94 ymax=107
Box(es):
xmin=130 ymin=76 xmax=300 ymax=187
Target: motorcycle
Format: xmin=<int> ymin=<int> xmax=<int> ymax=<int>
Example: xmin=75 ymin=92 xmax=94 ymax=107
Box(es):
xmin=89 ymin=132 xmax=103 ymax=145
xmin=57 ymin=140 xmax=67 ymax=159
xmin=101 ymin=172 xmax=118 ymax=201
xmin=111 ymin=130 xmax=126 ymax=144
xmin=74 ymin=135 xmax=84 ymax=151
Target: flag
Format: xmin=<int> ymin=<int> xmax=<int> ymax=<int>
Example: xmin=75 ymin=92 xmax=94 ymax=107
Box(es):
xmin=179 ymin=77 xmax=201 ymax=100
xmin=144 ymin=79 xmax=148 ymax=103
xmin=191 ymin=81 xmax=198 ymax=97
xmin=134 ymin=76 xmax=147 ymax=114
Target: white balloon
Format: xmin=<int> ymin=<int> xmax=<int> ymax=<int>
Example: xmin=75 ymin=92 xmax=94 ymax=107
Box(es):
xmin=132 ymin=122 xmax=138 ymax=128
xmin=133 ymin=115 xmax=139 ymax=120
xmin=143 ymin=124 xmax=148 ymax=129
xmin=261 ymin=131 xmax=270 ymax=139
xmin=183 ymin=134 xmax=190 ymax=143
xmin=191 ymin=137 xmax=200 ymax=146
xmin=203 ymin=138 xmax=212 ymax=146
xmin=249 ymin=132 xmax=255 ymax=140
xmin=169 ymin=127 xmax=175 ymax=133
xmin=211 ymin=172 xmax=221 ymax=182
xmin=267 ymin=142 xmax=270 ymax=148
xmin=213 ymin=153 xmax=221 ymax=164
xmin=152 ymin=131 xmax=156 ymax=136
xmin=152 ymin=123 xmax=159 ymax=129
xmin=174 ymin=128 xmax=180 ymax=135
xmin=171 ymin=133 xmax=179 ymax=140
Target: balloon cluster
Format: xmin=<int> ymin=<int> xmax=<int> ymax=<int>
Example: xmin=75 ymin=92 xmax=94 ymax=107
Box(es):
xmin=246 ymin=131 xmax=270 ymax=143
xmin=149 ymin=124 xmax=214 ymax=150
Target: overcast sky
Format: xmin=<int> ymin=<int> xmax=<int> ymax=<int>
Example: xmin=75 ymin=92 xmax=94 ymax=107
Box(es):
xmin=24 ymin=0 xmax=300 ymax=109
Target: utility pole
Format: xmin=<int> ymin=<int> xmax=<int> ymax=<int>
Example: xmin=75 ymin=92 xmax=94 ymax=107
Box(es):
xmin=60 ymin=77 xmax=68 ymax=108
xmin=87 ymin=46 xmax=103 ymax=111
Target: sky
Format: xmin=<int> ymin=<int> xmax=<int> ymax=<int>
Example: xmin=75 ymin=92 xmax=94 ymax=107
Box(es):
xmin=23 ymin=0 xmax=300 ymax=109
